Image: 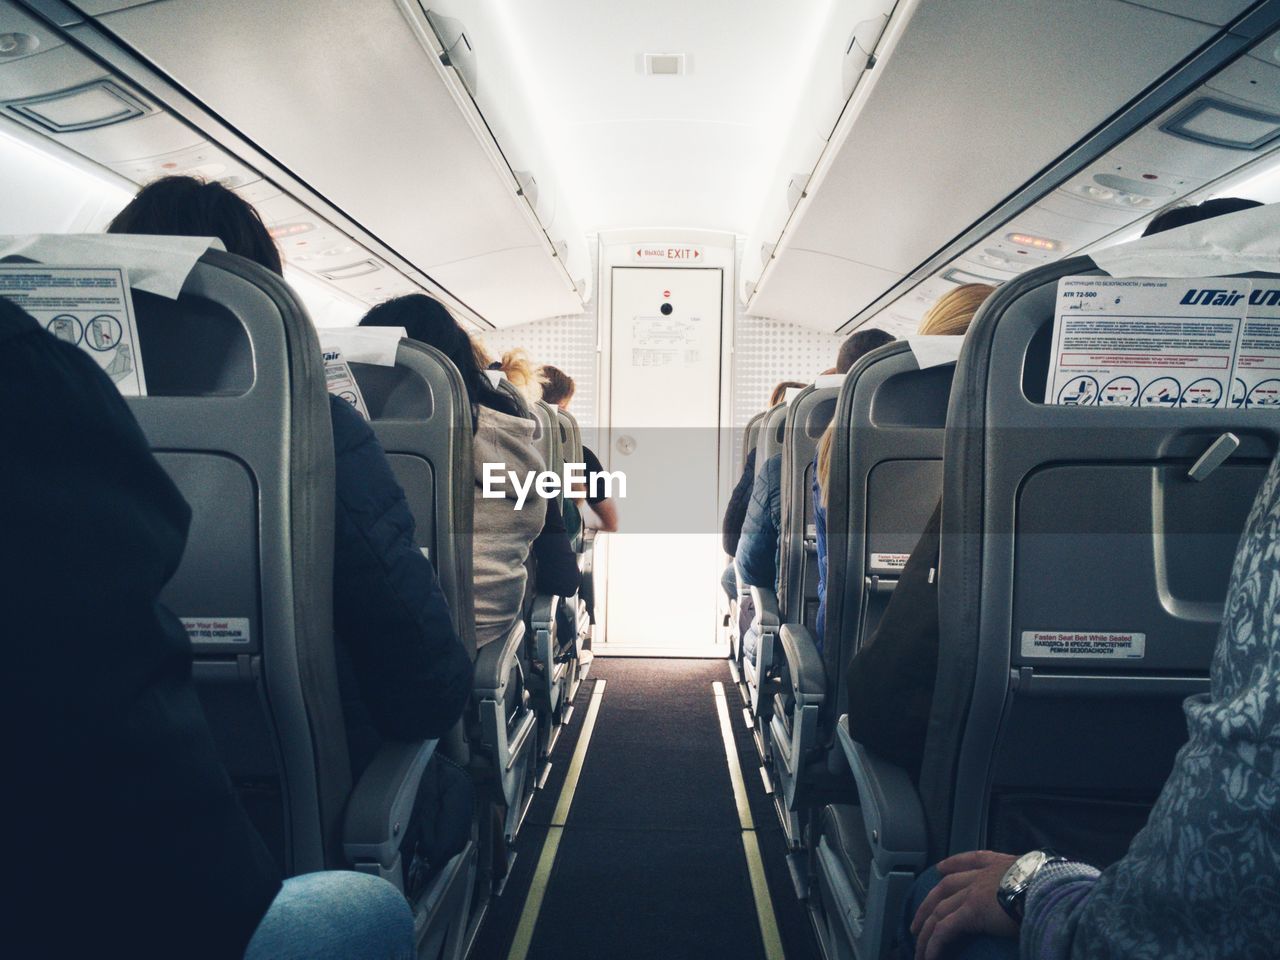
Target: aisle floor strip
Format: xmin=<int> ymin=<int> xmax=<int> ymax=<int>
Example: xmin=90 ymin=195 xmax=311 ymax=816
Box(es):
xmin=506 ymin=679 xmax=607 ymax=960
xmin=713 ymin=681 xmax=786 ymax=960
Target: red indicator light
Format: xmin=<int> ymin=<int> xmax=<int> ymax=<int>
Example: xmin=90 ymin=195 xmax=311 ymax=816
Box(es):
xmin=1007 ymin=232 xmax=1060 ymax=251
xmin=268 ymin=222 xmax=316 ymax=240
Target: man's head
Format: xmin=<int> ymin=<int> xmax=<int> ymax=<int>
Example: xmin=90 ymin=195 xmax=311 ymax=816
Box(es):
xmin=1142 ymin=197 xmax=1263 ymax=237
xmin=836 ymin=328 xmax=894 ymax=374
xmin=540 ymin=365 xmax=576 ymax=409
xmin=108 ymin=175 xmax=282 ymax=275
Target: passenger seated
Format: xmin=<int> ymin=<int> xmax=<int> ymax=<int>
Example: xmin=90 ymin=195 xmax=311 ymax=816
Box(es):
xmin=359 ymin=295 xmax=581 ymax=647
xmin=842 ymin=286 xmax=993 ymax=778
xmin=902 ymin=447 xmax=1280 ymax=960
xmin=540 ymin=363 xmax=619 ymax=533
xmin=107 ymin=177 xmax=476 ymax=888
xmin=810 ymin=328 xmax=894 ymax=649
xmin=722 ymin=379 xmax=805 ymax=566
xmin=735 ymin=330 xmax=893 ymax=661
xmin=2 ymin=296 xmax=415 ymax=960
xmin=474 ymin=337 xmax=543 ymax=406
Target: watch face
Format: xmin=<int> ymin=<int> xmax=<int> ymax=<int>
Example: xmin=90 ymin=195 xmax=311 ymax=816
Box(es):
xmin=1001 ymin=850 xmax=1048 ymax=898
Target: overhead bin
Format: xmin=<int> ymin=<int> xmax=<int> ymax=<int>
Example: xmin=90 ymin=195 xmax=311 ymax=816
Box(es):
xmin=416 ymin=1 xmax=593 ymax=303
xmin=740 ymin=0 xmax=895 ymax=304
xmin=747 ymin=0 xmax=1230 ymax=331
xmin=860 ymin=4 xmax=1280 ymax=337
xmin=57 ymin=0 xmax=585 ymax=325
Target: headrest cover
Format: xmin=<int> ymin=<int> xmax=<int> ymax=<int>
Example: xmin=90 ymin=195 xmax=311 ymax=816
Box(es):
xmin=1093 ymin=201 xmax=1280 ymax=278
xmin=484 ymin=369 xmax=504 ymax=387
xmin=318 ymin=327 xmax=406 ymax=367
xmin=907 ymin=335 xmax=964 ymax=369
xmin=782 ymin=386 xmax=804 ymax=403
xmin=812 ymin=373 xmax=846 ymax=390
xmin=0 ymin=234 xmax=222 ymax=299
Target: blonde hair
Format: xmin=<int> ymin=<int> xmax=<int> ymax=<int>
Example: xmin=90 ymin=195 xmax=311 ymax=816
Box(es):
xmin=917 ymin=283 xmax=996 ymax=336
xmin=816 ymin=422 xmax=835 ymax=508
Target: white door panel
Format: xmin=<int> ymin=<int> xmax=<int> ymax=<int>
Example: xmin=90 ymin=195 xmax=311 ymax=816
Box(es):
xmin=604 ymin=267 xmax=723 ymax=651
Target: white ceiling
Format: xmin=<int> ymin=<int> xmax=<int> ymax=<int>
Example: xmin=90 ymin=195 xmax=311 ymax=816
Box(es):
xmin=477 ymin=0 xmax=835 ymax=235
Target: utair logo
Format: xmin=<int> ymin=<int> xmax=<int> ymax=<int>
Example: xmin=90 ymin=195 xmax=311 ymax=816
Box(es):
xmin=1180 ymin=287 xmax=1280 ymax=306
xmin=1179 ymin=288 xmax=1246 ymax=306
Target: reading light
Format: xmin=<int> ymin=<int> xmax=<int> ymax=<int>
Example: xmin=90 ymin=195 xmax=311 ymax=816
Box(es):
xmin=0 ymin=32 xmax=39 ymax=58
xmin=1006 ymin=232 xmax=1060 ymax=251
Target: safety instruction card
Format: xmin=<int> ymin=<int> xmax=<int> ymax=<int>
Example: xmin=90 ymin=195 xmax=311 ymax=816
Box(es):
xmin=1046 ymin=276 xmax=1280 ymax=409
xmin=0 ymin=264 xmax=146 ymax=396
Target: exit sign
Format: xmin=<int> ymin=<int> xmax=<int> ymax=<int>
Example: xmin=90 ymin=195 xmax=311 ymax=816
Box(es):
xmin=632 ymin=245 xmax=704 ymax=263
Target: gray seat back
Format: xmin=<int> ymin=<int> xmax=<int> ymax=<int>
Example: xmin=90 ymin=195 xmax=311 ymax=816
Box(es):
xmin=350 ymin=341 xmax=476 ymax=658
xmin=126 ymin=249 xmax=343 ymax=874
xmin=778 ymin=380 xmax=842 ymax=625
xmin=742 ymin=408 xmax=768 ymax=468
xmin=756 ymin=401 xmax=789 ymax=479
xmin=931 ymin=256 xmax=1280 ymax=864
xmin=533 ymin=399 xmax=562 ymax=484
xmin=825 ymin=343 xmax=953 ymax=713
xmin=556 ymin=407 xmax=585 ymax=546
xmin=557 ymin=407 xmax=584 ymax=465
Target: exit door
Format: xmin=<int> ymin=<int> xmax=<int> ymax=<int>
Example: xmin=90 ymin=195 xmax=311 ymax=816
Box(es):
xmin=603 ymin=267 xmax=724 ymax=652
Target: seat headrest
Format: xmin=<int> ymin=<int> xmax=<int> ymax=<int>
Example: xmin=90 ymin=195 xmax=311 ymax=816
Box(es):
xmin=907 ymin=335 xmax=964 ymax=369
xmin=0 ymin=234 xmax=222 ymax=298
xmin=318 ymin=327 xmax=406 ymax=366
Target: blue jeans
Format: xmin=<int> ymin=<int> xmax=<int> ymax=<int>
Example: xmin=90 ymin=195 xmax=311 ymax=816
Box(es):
xmin=896 ymin=867 xmax=1018 ymax=960
xmin=244 ymin=871 xmax=415 ymax=960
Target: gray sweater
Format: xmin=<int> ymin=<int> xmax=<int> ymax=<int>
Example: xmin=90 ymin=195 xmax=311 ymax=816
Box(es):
xmin=471 ymin=404 xmax=547 ymax=648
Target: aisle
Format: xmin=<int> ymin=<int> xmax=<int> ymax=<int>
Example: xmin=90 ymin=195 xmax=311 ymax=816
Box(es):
xmin=473 ymin=658 xmax=818 ymax=960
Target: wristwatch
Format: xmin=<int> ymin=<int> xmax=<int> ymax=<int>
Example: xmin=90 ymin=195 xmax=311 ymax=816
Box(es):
xmin=997 ymin=850 xmax=1069 ymax=923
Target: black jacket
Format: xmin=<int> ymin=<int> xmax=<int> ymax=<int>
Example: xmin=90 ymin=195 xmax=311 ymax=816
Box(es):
xmin=722 ymin=447 xmax=757 ymax=556
xmin=845 ymin=502 xmax=942 ymax=783
xmin=329 ymin=395 xmax=474 ymax=779
xmin=2 ymin=300 xmax=281 ymax=958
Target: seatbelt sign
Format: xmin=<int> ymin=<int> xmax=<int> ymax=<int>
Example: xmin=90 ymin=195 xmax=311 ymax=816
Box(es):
xmin=1021 ymin=630 xmax=1145 ymax=660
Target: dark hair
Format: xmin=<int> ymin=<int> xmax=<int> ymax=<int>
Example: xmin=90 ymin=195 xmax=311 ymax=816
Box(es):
xmin=360 ymin=294 xmax=506 ymax=415
xmin=540 ymin=365 xmax=575 ymax=406
xmin=1142 ymin=197 xmax=1264 ymax=238
xmin=107 ymin=176 xmax=282 ymax=275
xmin=836 ymin=327 xmax=894 ymax=374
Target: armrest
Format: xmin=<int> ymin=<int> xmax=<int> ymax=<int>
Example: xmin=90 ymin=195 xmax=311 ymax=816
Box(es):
xmin=750 ymin=585 xmax=780 ymax=629
xmin=474 ymin=617 xmax=525 ymax=696
xmin=837 ymin=716 xmax=927 ymax=875
xmin=531 ymin=593 xmax=561 ymax=630
xmin=343 ymin=739 xmax=437 ymax=870
xmin=779 ymin=623 xmax=826 ymax=700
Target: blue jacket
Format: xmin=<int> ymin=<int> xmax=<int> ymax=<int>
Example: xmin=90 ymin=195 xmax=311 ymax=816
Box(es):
xmin=813 ymin=458 xmax=828 ymax=652
xmin=329 ymin=395 xmax=474 ymax=779
xmin=735 ymin=453 xmax=783 ymax=591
